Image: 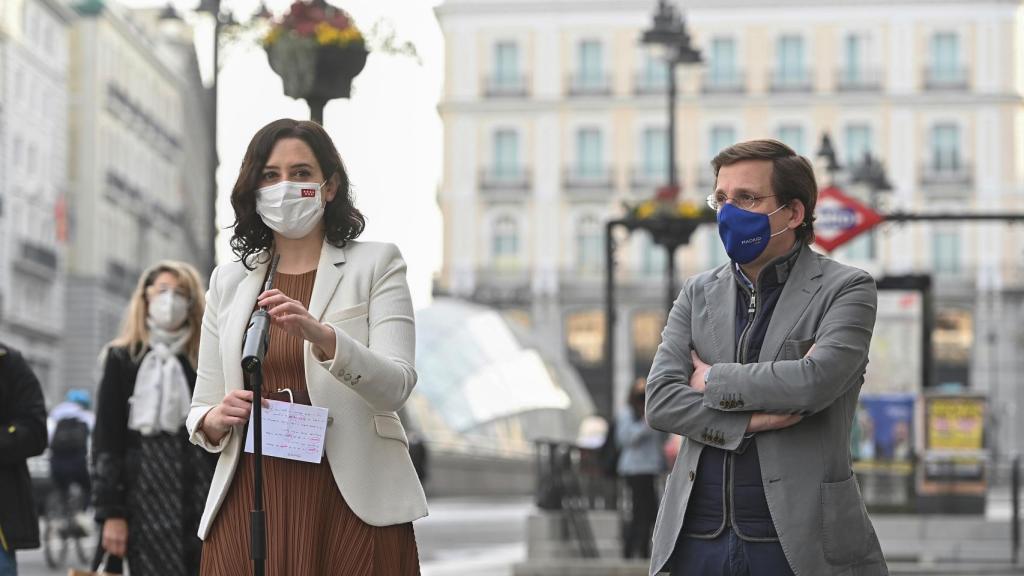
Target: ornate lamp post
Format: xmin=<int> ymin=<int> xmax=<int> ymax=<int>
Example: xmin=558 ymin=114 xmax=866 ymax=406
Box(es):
xmin=640 ymin=0 xmax=703 ymax=312
xmin=641 ymin=0 xmax=702 ymax=200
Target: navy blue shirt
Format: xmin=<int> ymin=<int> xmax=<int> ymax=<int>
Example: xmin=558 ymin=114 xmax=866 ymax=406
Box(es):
xmin=681 ymin=243 xmax=803 ymax=541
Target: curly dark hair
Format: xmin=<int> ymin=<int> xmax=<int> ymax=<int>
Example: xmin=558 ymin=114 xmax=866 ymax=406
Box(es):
xmin=229 ymin=118 xmax=365 ymax=268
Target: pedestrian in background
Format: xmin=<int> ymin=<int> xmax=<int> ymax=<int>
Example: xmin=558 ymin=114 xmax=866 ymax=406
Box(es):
xmin=0 ymin=341 xmax=48 ymax=576
xmin=48 ymin=388 xmax=95 ymax=519
xmin=91 ymin=261 xmax=214 ymax=575
xmin=188 ymin=118 xmax=426 ymax=575
xmin=616 ymin=378 xmax=666 ymax=559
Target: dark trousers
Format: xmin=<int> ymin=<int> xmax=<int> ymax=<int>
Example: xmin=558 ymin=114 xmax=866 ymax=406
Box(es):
xmin=51 ymin=457 xmax=90 ymax=510
xmin=670 ymin=528 xmax=794 ymax=576
xmin=623 ymin=474 xmax=657 ymax=559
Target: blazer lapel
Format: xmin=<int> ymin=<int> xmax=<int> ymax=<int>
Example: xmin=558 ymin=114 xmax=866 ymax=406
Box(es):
xmin=760 ymin=245 xmax=823 ymax=362
xmin=304 ymin=241 xmax=346 ymax=408
xmin=307 ymin=241 xmax=347 ymax=322
xmin=704 ymin=267 xmax=737 ymax=363
xmin=223 ymin=254 xmax=270 ymax=391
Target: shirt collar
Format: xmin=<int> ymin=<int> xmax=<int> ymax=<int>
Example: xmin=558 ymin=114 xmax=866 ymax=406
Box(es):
xmin=732 ymin=241 xmax=804 ymax=290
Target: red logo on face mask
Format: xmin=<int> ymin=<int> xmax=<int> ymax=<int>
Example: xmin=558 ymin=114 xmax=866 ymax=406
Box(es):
xmin=301 ymin=188 xmax=316 ymax=198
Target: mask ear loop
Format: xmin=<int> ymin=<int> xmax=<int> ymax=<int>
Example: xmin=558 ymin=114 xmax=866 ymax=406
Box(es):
xmin=768 ymin=204 xmax=793 ymax=238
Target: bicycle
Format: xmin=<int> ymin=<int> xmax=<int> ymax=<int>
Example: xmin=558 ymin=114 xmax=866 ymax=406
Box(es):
xmin=42 ymin=481 xmax=92 ymax=569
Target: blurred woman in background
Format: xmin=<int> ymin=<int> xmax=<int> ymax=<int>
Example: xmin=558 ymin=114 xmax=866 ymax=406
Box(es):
xmin=91 ymin=261 xmax=215 ymax=575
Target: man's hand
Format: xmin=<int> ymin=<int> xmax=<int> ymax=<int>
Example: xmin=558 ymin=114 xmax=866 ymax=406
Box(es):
xmin=690 ymin=349 xmax=710 ymax=393
xmin=747 ymin=413 xmax=803 ymax=433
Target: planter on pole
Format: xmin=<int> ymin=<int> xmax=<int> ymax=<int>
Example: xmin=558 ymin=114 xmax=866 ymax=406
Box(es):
xmin=263 ymin=0 xmax=367 ymax=124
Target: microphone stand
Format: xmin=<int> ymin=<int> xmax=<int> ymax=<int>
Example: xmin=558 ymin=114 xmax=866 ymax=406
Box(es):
xmin=241 ymin=254 xmax=279 ymax=576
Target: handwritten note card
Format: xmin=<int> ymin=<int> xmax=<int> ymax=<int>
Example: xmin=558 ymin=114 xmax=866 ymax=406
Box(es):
xmin=244 ymin=399 xmax=329 ymax=464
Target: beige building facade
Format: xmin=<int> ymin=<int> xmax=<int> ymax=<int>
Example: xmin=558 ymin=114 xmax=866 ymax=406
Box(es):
xmin=435 ymin=0 xmax=1024 ymax=456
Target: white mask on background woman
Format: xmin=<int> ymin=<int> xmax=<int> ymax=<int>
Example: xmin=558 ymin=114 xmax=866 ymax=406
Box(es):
xmin=148 ymin=291 xmax=190 ymax=330
xmin=256 ymin=180 xmax=326 ymax=239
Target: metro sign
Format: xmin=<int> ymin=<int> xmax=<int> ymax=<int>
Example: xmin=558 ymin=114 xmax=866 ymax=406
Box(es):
xmin=813 ymin=186 xmax=885 ymax=252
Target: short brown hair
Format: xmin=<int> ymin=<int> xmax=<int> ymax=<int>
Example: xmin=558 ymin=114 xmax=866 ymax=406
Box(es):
xmin=711 ymin=139 xmax=817 ymax=244
xmin=229 ymin=119 xmax=365 ymax=268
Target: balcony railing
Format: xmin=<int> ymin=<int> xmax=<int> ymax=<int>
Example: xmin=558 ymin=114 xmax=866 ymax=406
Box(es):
xmin=567 ymin=74 xmax=612 ymax=97
xmin=769 ymin=69 xmax=814 ymax=93
xmin=633 ymin=72 xmax=668 ymax=96
xmin=484 ymin=74 xmax=530 ymax=98
xmin=479 ymin=167 xmax=531 ymax=201
xmin=564 ymin=167 xmax=615 ymax=193
xmin=701 ymin=70 xmax=746 ymax=94
xmin=924 ymin=67 xmax=969 ymax=91
xmin=836 ymin=68 xmax=883 ymax=92
xmin=920 ymin=162 xmax=973 ymax=187
xmin=630 ymin=166 xmax=666 ymax=191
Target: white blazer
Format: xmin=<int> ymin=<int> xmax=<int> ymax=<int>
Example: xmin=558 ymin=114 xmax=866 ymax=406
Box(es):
xmin=186 ymin=240 xmax=428 ymax=538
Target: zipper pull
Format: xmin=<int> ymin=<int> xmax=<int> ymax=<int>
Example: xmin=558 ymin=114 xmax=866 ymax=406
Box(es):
xmin=748 ymin=292 xmax=757 ymax=316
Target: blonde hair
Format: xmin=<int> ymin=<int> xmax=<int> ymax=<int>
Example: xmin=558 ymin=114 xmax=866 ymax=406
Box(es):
xmin=107 ymin=260 xmax=206 ymax=368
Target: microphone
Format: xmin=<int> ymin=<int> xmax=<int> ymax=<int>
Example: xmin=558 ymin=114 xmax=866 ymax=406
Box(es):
xmin=241 ymin=254 xmax=280 ymax=375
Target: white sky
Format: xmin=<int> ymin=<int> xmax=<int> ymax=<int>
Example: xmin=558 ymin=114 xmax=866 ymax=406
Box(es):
xmin=129 ymin=0 xmax=445 ymax=308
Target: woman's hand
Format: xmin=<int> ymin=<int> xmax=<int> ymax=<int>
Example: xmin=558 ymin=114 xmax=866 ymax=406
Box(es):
xmin=102 ymin=517 xmax=128 ymax=557
xmin=201 ymin=390 xmax=269 ymax=444
xmin=257 ymin=289 xmax=336 ymax=359
xmin=747 ymin=413 xmax=803 ymax=433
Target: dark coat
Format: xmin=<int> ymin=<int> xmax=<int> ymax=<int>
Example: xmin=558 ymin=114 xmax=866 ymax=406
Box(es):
xmin=0 ymin=342 xmax=48 ymax=550
xmin=90 ymin=345 xmax=198 ymax=520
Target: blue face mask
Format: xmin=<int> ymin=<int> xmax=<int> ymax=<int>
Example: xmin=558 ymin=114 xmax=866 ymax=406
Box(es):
xmin=717 ymin=202 xmax=790 ymax=264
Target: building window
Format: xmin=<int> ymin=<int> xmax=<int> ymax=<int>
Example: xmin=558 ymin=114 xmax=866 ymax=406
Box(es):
xmin=493 ymin=130 xmax=519 ymax=178
xmin=566 ymin=310 xmax=605 ymax=366
xmin=708 ymin=37 xmax=738 ymax=84
xmin=844 ymin=124 xmax=872 ymax=169
xmin=932 ymin=229 xmax=960 ymax=275
xmin=488 ymin=41 xmax=525 ymax=96
xmin=709 ymin=125 xmax=736 ymax=158
xmin=575 ymin=128 xmax=604 ymax=177
xmin=576 ymin=214 xmax=603 ymax=273
xmin=641 ymin=127 xmax=667 ymax=180
xmin=638 ymin=231 xmax=666 ymax=275
xmin=838 ymin=32 xmax=879 ymax=90
xmin=930 ymin=32 xmax=960 ymax=83
xmin=640 ymin=52 xmax=668 ymax=91
xmin=775 ymin=35 xmax=808 ymax=88
xmin=494 ymin=41 xmax=520 ymax=85
xmin=930 ymin=124 xmax=961 ymax=173
xmin=492 ymin=215 xmax=519 ymax=268
xmin=776 ymin=124 xmax=805 ymax=155
xmin=578 ymin=40 xmax=604 ymax=86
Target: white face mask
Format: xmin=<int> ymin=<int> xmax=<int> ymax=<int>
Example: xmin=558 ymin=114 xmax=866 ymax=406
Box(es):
xmin=149 ymin=291 xmax=190 ymax=330
xmin=256 ymin=180 xmax=326 ymax=239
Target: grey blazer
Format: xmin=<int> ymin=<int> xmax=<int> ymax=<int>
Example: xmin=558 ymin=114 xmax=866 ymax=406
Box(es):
xmin=646 ymin=244 xmax=888 ymax=576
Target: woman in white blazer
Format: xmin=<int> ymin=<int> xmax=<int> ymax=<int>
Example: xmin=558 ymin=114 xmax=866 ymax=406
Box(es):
xmin=186 ymin=118 xmax=427 ymax=575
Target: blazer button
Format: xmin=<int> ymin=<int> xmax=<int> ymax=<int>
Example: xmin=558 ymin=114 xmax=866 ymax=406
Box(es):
xmin=719 ymin=400 xmax=727 ymax=408
xmin=343 ymin=373 xmax=352 ymax=382
xmin=688 ymin=471 xmax=695 ymax=481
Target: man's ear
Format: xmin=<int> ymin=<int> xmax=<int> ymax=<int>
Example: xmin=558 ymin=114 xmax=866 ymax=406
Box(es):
xmin=788 ymin=199 xmax=806 ymax=231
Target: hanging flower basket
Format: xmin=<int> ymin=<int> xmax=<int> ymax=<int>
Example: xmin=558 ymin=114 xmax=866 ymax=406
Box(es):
xmin=263 ymin=0 xmax=368 ymax=118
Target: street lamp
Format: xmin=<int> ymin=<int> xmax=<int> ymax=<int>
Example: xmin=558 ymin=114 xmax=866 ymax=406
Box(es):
xmin=815 ymin=132 xmax=842 ymax=185
xmin=640 ymin=0 xmax=702 ymax=312
xmin=641 ymin=0 xmax=702 ymax=197
xmin=161 ymin=1 xmax=262 ymax=275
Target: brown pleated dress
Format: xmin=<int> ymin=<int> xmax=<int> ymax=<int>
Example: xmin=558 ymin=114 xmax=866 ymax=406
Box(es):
xmin=200 ymin=270 xmax=420 ymax=576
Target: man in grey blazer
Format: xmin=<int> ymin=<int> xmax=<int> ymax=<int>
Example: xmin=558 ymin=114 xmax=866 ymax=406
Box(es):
xmin=646 ymin=139 xmax=888 ymax=575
